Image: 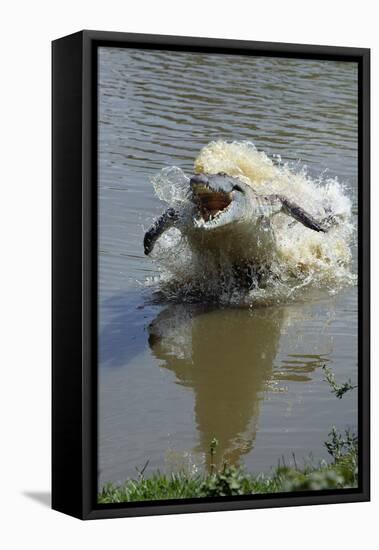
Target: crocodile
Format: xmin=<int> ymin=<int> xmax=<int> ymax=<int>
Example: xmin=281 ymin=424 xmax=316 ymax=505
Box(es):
xmin=144 ymin=172 xmax=327 ymax=266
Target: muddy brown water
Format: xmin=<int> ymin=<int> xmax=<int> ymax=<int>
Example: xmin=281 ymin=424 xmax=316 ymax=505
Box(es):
xmin=98 ymin=47 xmax=358 ymax=487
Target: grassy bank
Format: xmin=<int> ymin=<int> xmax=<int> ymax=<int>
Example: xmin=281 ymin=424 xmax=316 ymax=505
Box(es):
xmin=98 ymin=445 xmax=358 ymax=503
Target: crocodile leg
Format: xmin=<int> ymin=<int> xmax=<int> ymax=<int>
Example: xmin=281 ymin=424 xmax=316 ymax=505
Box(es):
xmin=265 ymin=194 xmax=327 ymax=233
xmin=144 ymin=207 xmax=180 ymax=255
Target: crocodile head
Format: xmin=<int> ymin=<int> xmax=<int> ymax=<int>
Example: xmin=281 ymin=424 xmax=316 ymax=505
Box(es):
xmin=190 ymin=173 xmax=255 ymax=230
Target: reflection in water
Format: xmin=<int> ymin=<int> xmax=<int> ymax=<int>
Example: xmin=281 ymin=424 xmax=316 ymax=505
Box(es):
xmin=98 ymin=290 xmax=358 ymax=485
xmin=147 ymin=304 xmax=325 ymax=471
xmin=274 ymin=354 xmax=330 ymax=383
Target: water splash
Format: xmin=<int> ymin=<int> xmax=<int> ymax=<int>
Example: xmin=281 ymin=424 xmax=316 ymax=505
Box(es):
xmin=145 ymin=141 xmax=356 ymax=306
xmin=151 ymin=166 xmax=190 ymax=205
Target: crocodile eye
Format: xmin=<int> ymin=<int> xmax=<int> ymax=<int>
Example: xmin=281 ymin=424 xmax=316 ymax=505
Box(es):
xmin=233 ymin=184 xmax=244 ymax=193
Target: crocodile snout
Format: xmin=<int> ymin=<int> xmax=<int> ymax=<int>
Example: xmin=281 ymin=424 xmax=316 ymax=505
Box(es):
xmin=190 ymin=173 xmax=209 ymax=187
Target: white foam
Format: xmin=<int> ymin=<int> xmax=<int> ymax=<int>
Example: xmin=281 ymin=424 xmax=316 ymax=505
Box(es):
xmin=146 ymin=141 xmax=356 ymax=306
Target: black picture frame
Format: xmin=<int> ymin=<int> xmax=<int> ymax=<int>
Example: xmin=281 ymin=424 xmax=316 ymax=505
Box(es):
xmin=52 ymin=30 xmax=370 ymax=520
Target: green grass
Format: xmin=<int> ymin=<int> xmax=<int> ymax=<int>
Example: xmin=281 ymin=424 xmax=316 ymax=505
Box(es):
xmin=98 ymin=446 xmax=358 ymax=504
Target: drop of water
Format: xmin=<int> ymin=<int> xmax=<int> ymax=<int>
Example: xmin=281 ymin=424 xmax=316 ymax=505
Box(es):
xmin=150 ymin=166 xmax=190 ymax=206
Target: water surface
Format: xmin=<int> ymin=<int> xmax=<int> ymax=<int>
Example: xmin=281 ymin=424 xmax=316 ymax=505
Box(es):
xmin=98 ymin=47 xmax=358 ymax=487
